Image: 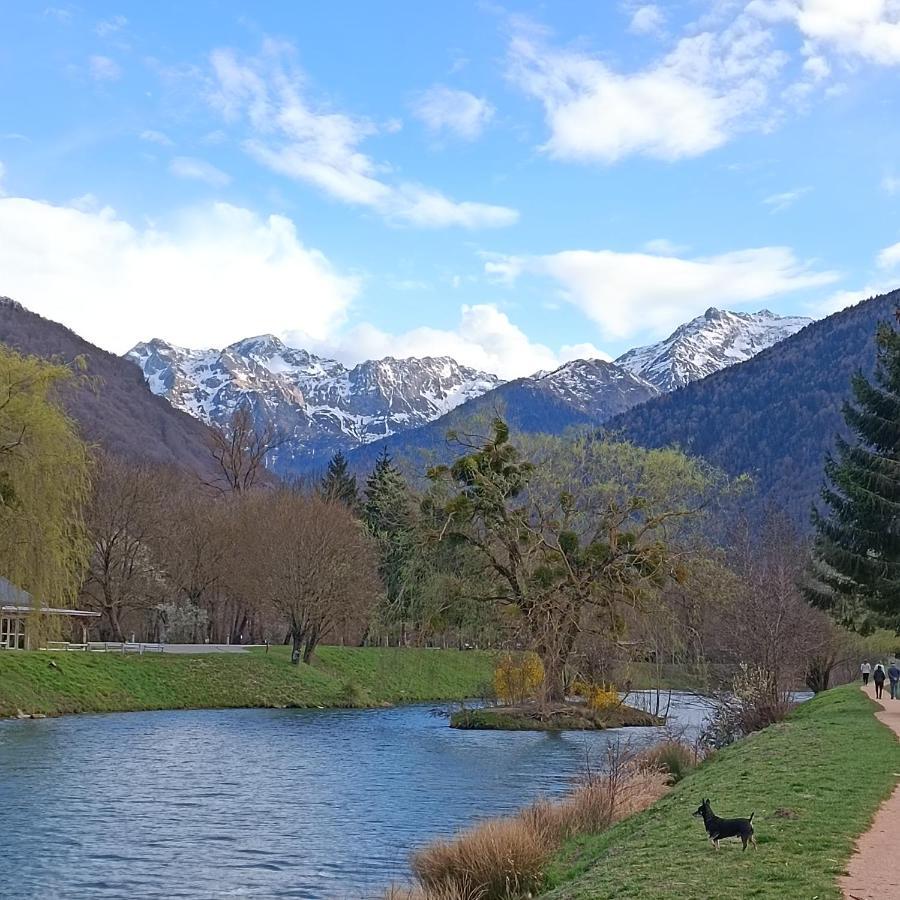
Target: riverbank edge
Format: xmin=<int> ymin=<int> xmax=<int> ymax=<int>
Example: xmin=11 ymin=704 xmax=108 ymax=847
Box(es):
xmin=539 ymin=684 xmax=899 ymax=900
xmin=0 ymin=645 xmax=497 ymax=719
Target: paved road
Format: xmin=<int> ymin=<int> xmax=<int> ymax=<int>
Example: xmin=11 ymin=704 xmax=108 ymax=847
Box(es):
xmin=161 ymin=643 xmax=257 ymax=654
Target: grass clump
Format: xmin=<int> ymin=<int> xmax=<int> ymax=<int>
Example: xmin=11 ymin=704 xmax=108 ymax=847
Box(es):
xmin=541 ymin=685 xmax=899 ymax=900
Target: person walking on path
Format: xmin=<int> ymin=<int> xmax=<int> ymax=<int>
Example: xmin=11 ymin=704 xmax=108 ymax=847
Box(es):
xmin=889 ymin=662 xmax=900 ymax=700
xmin=873 ymin=663 xmax=887 ymax=699
xmin=861 ymin=661 xmax=872 ymax=685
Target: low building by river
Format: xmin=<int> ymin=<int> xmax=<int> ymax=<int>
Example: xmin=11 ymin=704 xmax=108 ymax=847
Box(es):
xmin=0 ymin=576 xmax=99 ymax=649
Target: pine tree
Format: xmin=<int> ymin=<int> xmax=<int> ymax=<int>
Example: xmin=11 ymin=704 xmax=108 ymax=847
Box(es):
xmin=319 ymin=451 xmax=359 ymax=510
xmin=809 ymin=314 xmax=900 ymax=621
xmin=363 ymin=448 xmax=416 ymax=640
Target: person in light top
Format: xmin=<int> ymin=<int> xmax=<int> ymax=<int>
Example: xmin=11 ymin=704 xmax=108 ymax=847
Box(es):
xmin=861 ymin=661 xmax=871 ymax=686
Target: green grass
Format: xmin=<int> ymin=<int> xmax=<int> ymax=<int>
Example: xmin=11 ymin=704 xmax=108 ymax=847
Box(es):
xmin=541 ymin=686 xmax=899 ymax=900
xmin=0 ymin=645 xmax=496 ymax=717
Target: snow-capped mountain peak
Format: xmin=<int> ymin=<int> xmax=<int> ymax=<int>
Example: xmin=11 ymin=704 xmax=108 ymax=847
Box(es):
xmin=127 ymin=338 xmax=502 ymax=474
xmin=615 ymin=308 xmax=812 ymax=391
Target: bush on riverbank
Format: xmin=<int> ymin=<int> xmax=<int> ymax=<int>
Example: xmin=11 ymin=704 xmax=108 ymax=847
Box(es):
xmin=0 ymin=645 xmax=496 ymax=717
xmin=398 ymin=748 xmax=669 ymax=900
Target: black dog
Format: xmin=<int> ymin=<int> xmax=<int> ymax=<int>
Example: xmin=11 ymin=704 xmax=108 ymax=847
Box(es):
xmin=693 ymin=798 xmax=756 ymax=850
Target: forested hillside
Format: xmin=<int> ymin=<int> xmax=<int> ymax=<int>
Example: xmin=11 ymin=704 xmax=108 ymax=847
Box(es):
xmin=0 ymin=297 xmax=219 ymax=478
xmin=608 ymin=289 xmax=900 ymax=523
xmin=347 ymin=362 xmax=652 ymax=477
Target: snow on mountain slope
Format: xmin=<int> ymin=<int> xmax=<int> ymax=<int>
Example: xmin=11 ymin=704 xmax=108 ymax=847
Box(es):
xmin=530 ymin=358 xmax=659 ymax=416
xmin=127 ymin=335 xmax=501 ymax=473
xmin=616 ymin=308 xmax=812 ymax=392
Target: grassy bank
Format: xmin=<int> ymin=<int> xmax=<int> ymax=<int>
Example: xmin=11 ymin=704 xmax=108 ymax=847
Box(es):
xmin=542 ymin=685 xmax=899 ymax=900
xmin=0 ymin=645 xmax=496 ymax=718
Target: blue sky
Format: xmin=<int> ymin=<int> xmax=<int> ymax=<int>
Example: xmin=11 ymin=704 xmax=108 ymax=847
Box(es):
xmin=1 ymin=1 xmax=899 ymax=377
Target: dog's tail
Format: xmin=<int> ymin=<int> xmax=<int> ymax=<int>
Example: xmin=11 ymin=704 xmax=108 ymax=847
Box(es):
xmin=749 ymin=812 xmax=755 ymax=822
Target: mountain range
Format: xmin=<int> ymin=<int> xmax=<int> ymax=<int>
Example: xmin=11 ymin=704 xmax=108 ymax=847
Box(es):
xmin=127 ymin=307 xmax=810 ymax=475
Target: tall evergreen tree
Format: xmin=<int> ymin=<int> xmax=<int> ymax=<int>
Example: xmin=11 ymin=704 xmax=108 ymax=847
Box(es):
xmin=809 ymin=314 xmax=900 ymax=622
xmin=319 ymin=451 xmax=359 ymax=511
xmin=364 ymin=448 xmax=416 ymax=640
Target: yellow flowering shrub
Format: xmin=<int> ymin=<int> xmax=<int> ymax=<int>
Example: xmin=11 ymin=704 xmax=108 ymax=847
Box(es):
xmin=572 ymin=680 xmax=620 ymax=712
xmin=494 ymin=652 xmax=544 ymax=704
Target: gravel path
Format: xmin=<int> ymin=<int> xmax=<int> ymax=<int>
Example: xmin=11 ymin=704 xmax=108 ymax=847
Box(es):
xmin=840 ymin=682 xmax=900 ymax=900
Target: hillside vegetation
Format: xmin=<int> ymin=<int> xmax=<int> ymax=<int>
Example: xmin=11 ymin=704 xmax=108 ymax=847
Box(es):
xmin=542 ymin=686 xmax=898 ymax=900
xmin=0 ymin=646 xmax=495 ymax=717
xmin=0 ymin=297 xmax=219 ymax=478
xmin=609 ymin=289 xmax=900 ymax=522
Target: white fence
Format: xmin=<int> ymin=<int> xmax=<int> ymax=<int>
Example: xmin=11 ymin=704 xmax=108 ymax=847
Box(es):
xmin=44 ymin=641 xmax=165 ymax=654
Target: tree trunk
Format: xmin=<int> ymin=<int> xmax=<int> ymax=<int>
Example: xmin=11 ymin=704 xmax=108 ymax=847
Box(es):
xmin=108 ymin=605 xmax=125 ymax=643
xmin=540 ymin=652 xmax=567 ymax=705
xmin=290 ymin=632 xmax=303 ymax=665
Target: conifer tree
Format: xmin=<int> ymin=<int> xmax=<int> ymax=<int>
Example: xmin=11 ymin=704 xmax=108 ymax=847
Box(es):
xmin=319 ymin=450 xmax=359 ymax=511
xmin=364 ymin=448 xmax=416 ymax=639
xmin=809 ymin=314 xmax=900 ymax=621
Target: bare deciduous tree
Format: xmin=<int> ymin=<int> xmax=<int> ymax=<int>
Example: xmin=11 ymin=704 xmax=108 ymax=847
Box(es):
xmin=82 ymin=454 xmax=170 ymax=640
xmin=208 ymin=406 xmax=281 ymax=495
xmin=246 ymin=490 xmax=379 ymax=663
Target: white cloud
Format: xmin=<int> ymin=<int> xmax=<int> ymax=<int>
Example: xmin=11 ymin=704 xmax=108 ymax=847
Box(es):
xmin=882 ymin=174 xmax=900 ymax=194
xmin=628 ymin=5 xmax=666 ymax=37
xmin=0 ymin=161 xmax=5 ymax=196
xmin=140 ymin=129 xmax=174 ymax=147
xmin=169 ymin=156 xmax=232 ymax=188
xmin=488 ymin=245 xmax=839 ymax=339
xmin=208 ymin=43 xmax=517 ymax=228
xmin=95 ymin=15 xmax=127 ymax=37
xmin=411 ymin=85 xmax=495 ymax=140
xmin=877 ymin=241 xmax=900 ymax=269
xmin=643 ymin=238 xmax=689 ymax=255
xmin=89 ymin=55 xmax=121 ymax=82
xmin=749 ymin=0 xmax=900 ymax=65
xmin=763 ymin=185 xmax=811 ymax=211
xmin=507 ymin=13 xmax=786 ymax=163
xmin=811 ymin=282 xmax=899 ymax=317
xmin=305 ymin=304 xmax=608 ymax=380
xmin=0 ymin=196 xmax=359 ymax=353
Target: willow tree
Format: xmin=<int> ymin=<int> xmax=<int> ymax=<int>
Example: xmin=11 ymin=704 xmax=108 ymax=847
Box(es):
xmin=428 ymin=420 xmax=727 ymax=704
xmin=0 ymin=347 xmax=91 ymax=633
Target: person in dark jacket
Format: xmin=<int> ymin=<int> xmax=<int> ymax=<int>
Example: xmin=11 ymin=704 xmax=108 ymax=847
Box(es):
xmin=888 ymin=662 xmax=900 ymax=700
xmin=873 ymin=663 xmax=887 ymax=700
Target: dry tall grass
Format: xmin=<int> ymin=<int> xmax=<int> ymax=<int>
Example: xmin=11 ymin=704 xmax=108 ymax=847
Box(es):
xmin=402 ymin=746 xmax=670 ymax=900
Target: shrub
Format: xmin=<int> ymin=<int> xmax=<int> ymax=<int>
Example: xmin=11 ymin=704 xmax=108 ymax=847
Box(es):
xmin=571 ymin=680 xmax=620 ymax=712
xmin=636 ymin=739 xmax=699 ymax=783
xmin=493 ymin=653 xmax=543 ymax=705
xmin=411 ymin=818 xmax=548 ymax=900
xmin=702 ymin=663 xmax=795 ymax=748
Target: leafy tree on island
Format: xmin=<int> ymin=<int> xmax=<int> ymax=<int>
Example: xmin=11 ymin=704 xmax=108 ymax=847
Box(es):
xmin=428 ymin=419 xmax=727 ymax=705
xmin=319 ymin=450 xmax=360 ymax=511
xmin=809 ymin=312 xmax=900 ymax=624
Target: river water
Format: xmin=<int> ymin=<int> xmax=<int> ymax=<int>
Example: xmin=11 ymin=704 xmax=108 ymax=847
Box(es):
xmin=0 ymin=693 xmax=709 ymax=899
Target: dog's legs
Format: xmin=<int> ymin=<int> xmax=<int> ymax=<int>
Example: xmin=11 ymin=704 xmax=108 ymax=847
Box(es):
xmin=751 ymin=835 xmax=757 ymax=849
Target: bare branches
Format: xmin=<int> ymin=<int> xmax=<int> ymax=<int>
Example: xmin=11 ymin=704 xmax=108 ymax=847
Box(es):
xmin=206 ymin=406 xmax=283 ymax=495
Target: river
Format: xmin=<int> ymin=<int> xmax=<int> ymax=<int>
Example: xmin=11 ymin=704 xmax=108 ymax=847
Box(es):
xmin=0 ymin=693 xmax=709 ymax=899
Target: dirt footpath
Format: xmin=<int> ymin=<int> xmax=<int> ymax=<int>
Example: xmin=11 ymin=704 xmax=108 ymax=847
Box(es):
xmin=840 ymin=681 xmax=900 ymax=900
